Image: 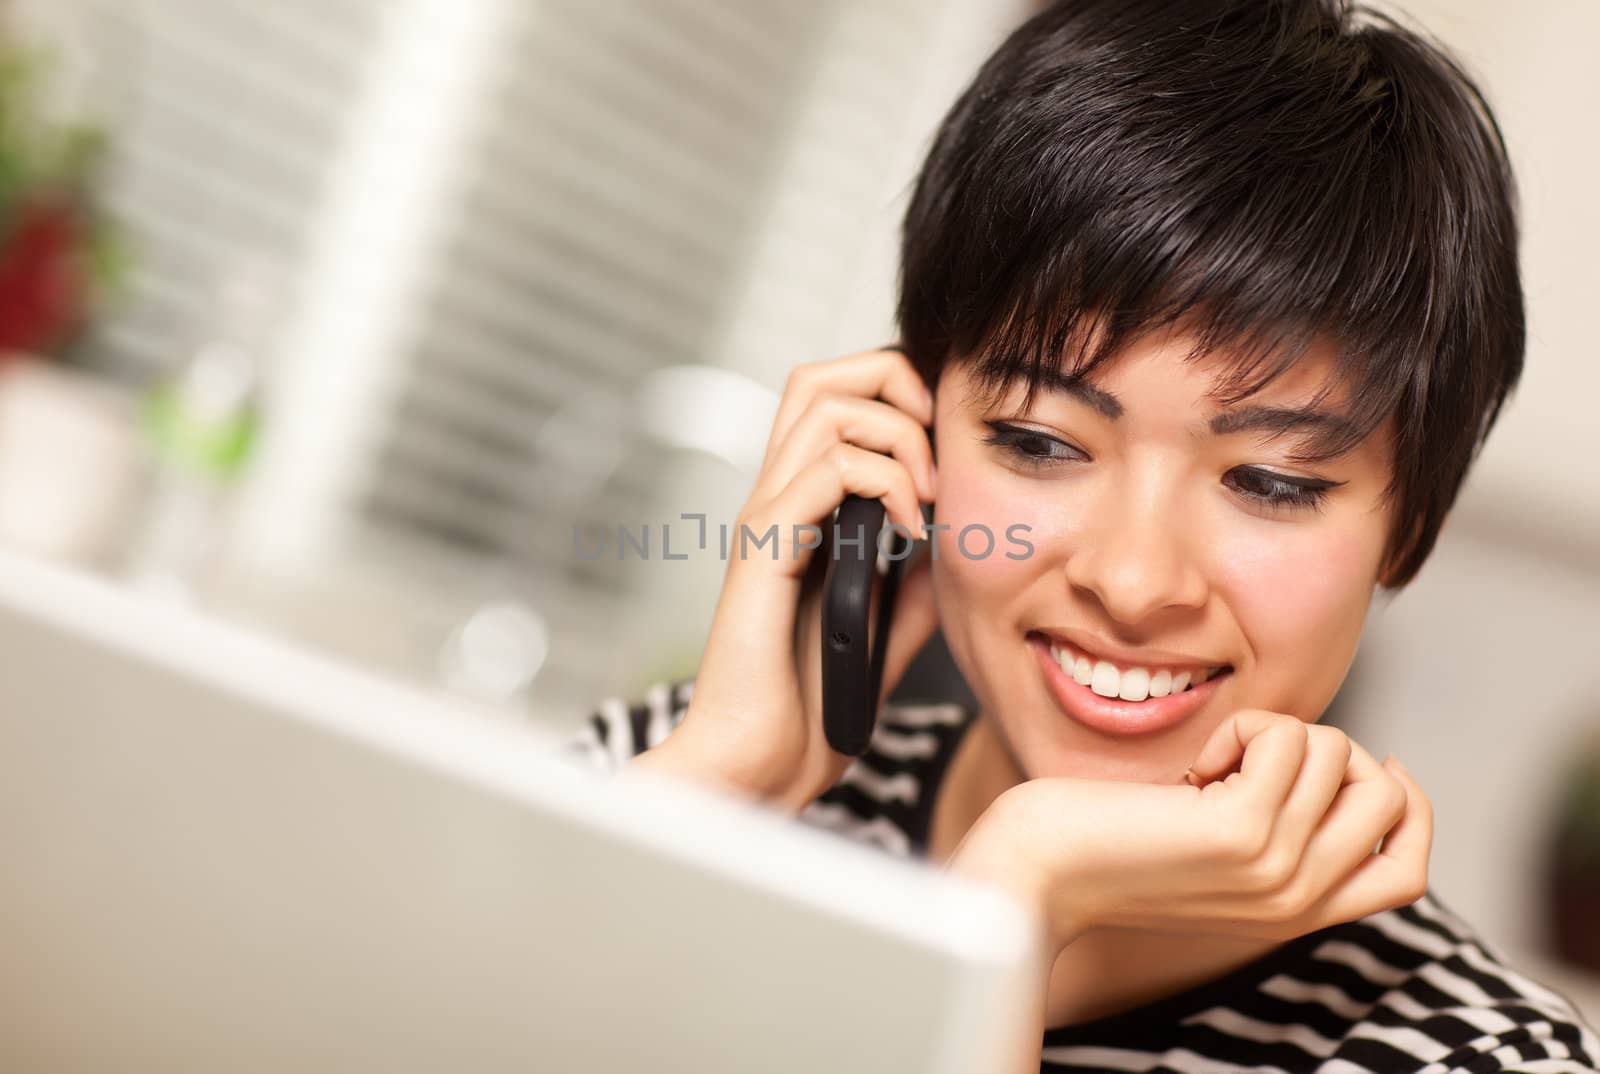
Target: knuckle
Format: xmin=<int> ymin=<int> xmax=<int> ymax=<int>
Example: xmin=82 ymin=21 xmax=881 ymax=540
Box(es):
xmin=825 ymin=440 xmax=856 ymax=471
xmin=882 ymin=344 xmax=916 ymax=371
xmin=1382 ymin=869 xmax=1428 ymax=912
xmin=783 ymin=362 xmax=817 ymax=395
xmin=891 ymin=402 xmax=927 ymax=437
xmin=1415 ymin=785 xmax=1435 ymax=820
xmin=1223 ymin=813 xmax=1273 ymax=862
xmin=1260 ymin=883 xmax=1310 ymax=924
xmin=1246 ymin=846 xmax=1296 ymax=893
xmin=1250 ymin=711 xmax=1308 ymax=749
xmin=805 ymin=390 xmax=840 ymax=420
xmin=1382 ymin=778 xmax=1408 ymax=822
xmin=1309 ymin=723 xmax=1352 ymax=756
xmin=1278 ymin=713 xmax=1311 ymax=740
xmin=732 ymin=504 xmax=763 ymax=533
xmin=1405 ymin=862 xmax=1430 ymax=903
xmin=1228 ymin=707 xmax=1269 ymax=733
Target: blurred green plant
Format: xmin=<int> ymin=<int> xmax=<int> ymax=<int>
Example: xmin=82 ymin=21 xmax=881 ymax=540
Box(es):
xmin=0 ymin=32 xmax=126 ymax=363
xmin=1553 ymin=733 xmax=1600 ymax=870
xmin=1545 ymin=726 xmax=1600 ymax=972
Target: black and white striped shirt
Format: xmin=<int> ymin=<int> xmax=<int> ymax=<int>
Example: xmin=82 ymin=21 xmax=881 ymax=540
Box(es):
xmin=566 ymin=677 xmax=1600 ymax=1073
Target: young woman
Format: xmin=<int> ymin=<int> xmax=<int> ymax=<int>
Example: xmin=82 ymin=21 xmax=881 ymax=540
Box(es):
xmin=569 ymin=2 xmax=1600 ymax=1070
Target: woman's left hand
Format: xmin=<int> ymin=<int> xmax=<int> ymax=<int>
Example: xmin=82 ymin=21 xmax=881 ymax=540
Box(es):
xmin=944 ymin=709 xmax=1433 ymax=960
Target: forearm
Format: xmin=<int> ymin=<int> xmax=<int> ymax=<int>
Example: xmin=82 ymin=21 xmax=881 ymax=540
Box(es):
xmin=622 ymin=731 xmax=756 ymax=801
xmin=992 ymin=968 xmax=1050 ymax=1074
xmin=621 ymin=727 xmax=821 ymax=818
xmin=942 ymin=798 xmax=1094 ymax=1074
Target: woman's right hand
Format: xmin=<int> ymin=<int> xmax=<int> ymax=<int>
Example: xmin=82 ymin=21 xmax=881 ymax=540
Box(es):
xmin=946 ymin=711 xmax=1433 ymax=956
xmin=629 ymin=348 xmax=943 ymax=813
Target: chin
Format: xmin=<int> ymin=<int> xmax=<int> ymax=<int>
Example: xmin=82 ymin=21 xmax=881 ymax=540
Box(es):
xmin=996 ymin=695 xmax=1200 ymax=786
xmin=1032 ymin=744 xmax=1186 ymax=785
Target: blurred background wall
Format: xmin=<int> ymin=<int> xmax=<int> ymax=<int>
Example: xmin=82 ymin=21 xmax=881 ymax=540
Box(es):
xmin=1 ymin=0 xmax=1037 ymax=717
xmin=0 ymin=0 xmax=1594 ymax=1012
xmin=1318 ymin=0 xmax=1600 ymax=1014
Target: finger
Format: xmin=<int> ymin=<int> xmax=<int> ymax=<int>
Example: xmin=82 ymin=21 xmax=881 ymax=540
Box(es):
xmin=1379 ymin=757 xmax=1433 ymax=861
xmin=1190 ymin=710 xmax=1308 ymax=813
xmin=766 ymin=350 xmax=933 ymax=463
xmin=792 ymin=560 xmax=828 ymax=737
xmin=1293 ymin=749 xmax=1421 ymax=924
xmin=1270 ymin=725 xmax=1352 ymax=856
xmin=1189 ymin=708 xmax=1282 ymax=782
xmin=1302 ymin=757 xmax=1431 ymax=927
xmin=750 ymin=443 xmax=926 ymax=569
xmin=759 ymin=393 xmax=937 ymax=503
xmin=875 ymin=544 xmax=941 ymax=700
xmin=792 ymin=495 xmax=937 ymax=759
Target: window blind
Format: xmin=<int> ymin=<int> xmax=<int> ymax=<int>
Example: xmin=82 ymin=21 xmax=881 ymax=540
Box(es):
xmin=50 ymin=0 xmax=998 ymax=718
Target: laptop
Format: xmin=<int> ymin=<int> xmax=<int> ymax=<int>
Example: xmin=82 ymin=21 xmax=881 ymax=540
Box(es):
xmin=0 ymin=549 xmax=1041 ymax=1074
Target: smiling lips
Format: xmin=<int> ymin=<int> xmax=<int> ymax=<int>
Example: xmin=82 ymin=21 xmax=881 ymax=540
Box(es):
xmin=1026 ymin=631 xmax=1233 ymax=737
xmin=1040 ymin=635 xmax=1229 ymax=703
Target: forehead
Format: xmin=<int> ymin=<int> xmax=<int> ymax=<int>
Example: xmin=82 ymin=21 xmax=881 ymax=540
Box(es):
xmin=954 ymin=324 xmax=1351 ymax=409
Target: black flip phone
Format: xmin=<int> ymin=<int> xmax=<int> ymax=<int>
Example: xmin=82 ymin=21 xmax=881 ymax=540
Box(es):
xmin=819 ymin=494 xmax=915 ymax=756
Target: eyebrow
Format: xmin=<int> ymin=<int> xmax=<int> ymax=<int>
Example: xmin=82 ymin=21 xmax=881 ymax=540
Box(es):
xmin=1041 ymin=370 xmax=1124 ymax=419
xmin=1039 ymin=369 xmax=1359 ymax=444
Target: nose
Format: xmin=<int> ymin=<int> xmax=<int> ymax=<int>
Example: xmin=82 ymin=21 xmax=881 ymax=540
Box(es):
xmin=1062 ymin=474 xmax=1209 ymax=627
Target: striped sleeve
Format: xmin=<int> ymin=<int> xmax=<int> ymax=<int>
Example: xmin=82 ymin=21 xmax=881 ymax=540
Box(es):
xmin=561 ymin=677 xmax=695 ymax=775
xmin=1448 ymin=1040 xmax=1600 ymax=1072
xmin=1038 ymin=890 xmax=1600 ymax=1073
xmin=1433 ymin=1026 xmax=1600 ymax=1072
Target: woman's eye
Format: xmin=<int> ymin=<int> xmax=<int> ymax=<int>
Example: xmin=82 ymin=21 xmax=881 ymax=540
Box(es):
xmin=981 ymin=421 xmax=1085 ymax=468
xmin=1224 ymin=466 xmax=1337 ymax=513
xmin=979 ymin=423 xmax=1336 ymax=511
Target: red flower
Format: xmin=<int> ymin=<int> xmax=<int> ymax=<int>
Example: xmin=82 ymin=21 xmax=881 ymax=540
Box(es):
xmin=0 ymin=196 xmax=88 ymax=361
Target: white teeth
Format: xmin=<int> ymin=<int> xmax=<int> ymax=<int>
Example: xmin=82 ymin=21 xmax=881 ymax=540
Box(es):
xmin=1042 ymin=635 xmax=1221 ymax=701
xmin=1053 ymin=645 xmax=1100 ymax=687
xmin=1090 ymin=660 xmax=1120 ymax=698
xmin=1118 ymin=667 xmax=1150 ymax=702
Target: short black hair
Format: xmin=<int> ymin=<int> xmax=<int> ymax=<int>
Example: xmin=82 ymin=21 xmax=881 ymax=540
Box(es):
xmin=897 ymin=0 xmax=1523 ymax=589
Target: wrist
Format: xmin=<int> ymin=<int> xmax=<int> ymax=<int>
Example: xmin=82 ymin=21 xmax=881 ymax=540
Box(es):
xmin=626 ymin=722 xmax=797 ymax=811
xmin=946 ymin=792 xmax=1095 ymax=957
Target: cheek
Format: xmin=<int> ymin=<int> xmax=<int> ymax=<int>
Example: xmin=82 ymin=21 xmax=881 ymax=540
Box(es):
xmin=930 ymin=465 xmax=1052 ymax=602
xmin=1214 ymin=524 xmax=1382 ymax=714
xmin=926 ymin=464 xmax=1053 ymax=690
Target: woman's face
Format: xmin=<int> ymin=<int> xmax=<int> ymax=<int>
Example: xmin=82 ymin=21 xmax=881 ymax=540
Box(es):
xmin=929 ymin=326 xmax=1396 ymax=785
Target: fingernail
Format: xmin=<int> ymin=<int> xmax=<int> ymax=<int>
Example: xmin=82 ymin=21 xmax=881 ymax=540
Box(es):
xmin=1183 ymin=767 xmax=1201 ymax=787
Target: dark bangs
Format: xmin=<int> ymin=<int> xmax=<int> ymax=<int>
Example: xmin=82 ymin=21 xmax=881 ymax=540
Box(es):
xmin=897 ymin=0 xmax=1524 ymax=587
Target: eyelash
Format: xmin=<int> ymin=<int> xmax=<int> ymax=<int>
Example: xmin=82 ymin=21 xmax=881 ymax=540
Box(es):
xmin=980 ymin=421 xmax=1338 ymax=514
xmin=981 ymin=422 xmax=1087 ymax=467
xmin=1226 ymin=467 xmax=1333 ymax=513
